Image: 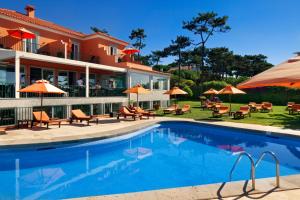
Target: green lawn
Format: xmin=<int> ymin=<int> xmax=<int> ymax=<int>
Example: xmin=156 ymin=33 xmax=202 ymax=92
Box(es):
xmin=158 ymin=101 xmax=300 ymax=129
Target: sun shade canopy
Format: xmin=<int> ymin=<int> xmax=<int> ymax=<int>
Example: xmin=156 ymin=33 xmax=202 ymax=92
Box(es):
xmin=123 ymin=84 xmax=149 ymax=94
xmin=237 ymin=57 xmax=300 ymax=89
xmin=164 ymin=87 xmax=188 ymax=95
xmin=122 ymin=48 xmax=140 ymax=55
xmin=18 ymin=80 xmax=66 ymax=94
xmin=218 ymin=85 xmax=246 ymax=95
xmin=7 ymin=27 xmax=36 ymax=39
xmin=203 ymin=88 xmax=219 ymax=95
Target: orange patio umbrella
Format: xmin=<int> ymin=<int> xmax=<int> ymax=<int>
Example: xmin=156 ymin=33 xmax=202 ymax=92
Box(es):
xmin=237 ymin=56 xmax=300 ymax=89
xmin=123 ymin=84 xmax=149 ymax=105
xmin=203 ymin=88 xmax=219 ymax=95
xmin=164 ymin=86 xmax=188 ymax=104
xmin=18 ymin=80 xmax=66 ymax=127
xmin=218 ymin=85 xmax=246 ymax=112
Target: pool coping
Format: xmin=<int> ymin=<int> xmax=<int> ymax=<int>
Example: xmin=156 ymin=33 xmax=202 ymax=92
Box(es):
xmin=2 ymin=117 xmax=300 ymax=148
xmin=71 ymin=174 xmax=300 ymax=200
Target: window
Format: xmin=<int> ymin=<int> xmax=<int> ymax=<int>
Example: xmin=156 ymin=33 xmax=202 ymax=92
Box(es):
xmin=109 ymin=46 xmax=117 ymax=56
xmin=24 ymin=31 xmax=39 ymax=53
xmin=93 ymin=104 xmax=104 ymax=115
xmin=30 ymin=67 xmax=54 ymax=84
xmin=58 ymin=71 xmax=68 ymax=87
xmin=131 ymin=73 xmax=150 ymax=89
xmin=153 ymin=76 xmax=168 ymax=90
xmin=58 ymin=71 xmax=77 ymax=87
xmin=98 ymin=73 xmax=126 ymax=89
xmin=71 ymin=42 xmax=80 ymax=60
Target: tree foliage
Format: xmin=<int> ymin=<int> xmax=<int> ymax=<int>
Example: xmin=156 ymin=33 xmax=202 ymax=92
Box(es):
xmin=164 ymin=36 xmax=191 ymax=84
xmin=183 ymin=12 xmax=231 ymax=79
xmin=129 ymin=28 xmax=147 ymax=60
xmin=90 ymin=26 xmax=109 ymax=34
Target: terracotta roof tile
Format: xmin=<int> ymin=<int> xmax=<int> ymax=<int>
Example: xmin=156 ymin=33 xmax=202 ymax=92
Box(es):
xmin=0 ymin=8 xmax=86 ymax=37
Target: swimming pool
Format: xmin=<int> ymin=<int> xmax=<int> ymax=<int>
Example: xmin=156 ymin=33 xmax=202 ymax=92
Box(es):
xmin=0 ymin=121 xmax=300 ymax=199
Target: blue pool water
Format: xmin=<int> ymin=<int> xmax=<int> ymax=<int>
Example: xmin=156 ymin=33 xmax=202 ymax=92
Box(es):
xmin=0 ymin=122 xmax=300 ymax=199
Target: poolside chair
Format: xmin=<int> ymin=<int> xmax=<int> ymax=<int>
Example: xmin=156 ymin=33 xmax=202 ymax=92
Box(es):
xmin=262 ymin=102 xmax=273 ymax=112
xmin=133 ymin=107 xmax=155 ymax=119
xmin=212 ymin=106 xmax=229 ymax=117
xmin=286 ymin=102 xmax=295 ymax=111
xmin=289 ymin=104 xmax=300 ymax=115
xmin=176 ymin=104 xmax=191 ymax=115
xmin=206 ymin=102 xmax=215 ymax=110
xmin=70 ymin=109 xmax=92 ymax=125
xmin=31 ymin=111 xmax=62 ymax=129
xmin=163 ymin=104 xmax=178 ymax=114
xmin=117 ymin=106 xmax=141 ymax=120
xmin=233 ymin=106 xmax=251 ymax=119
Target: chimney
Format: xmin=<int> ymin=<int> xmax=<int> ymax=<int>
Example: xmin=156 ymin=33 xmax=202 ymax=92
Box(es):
xmin=25 ymin=5 xmax=35 ymax=18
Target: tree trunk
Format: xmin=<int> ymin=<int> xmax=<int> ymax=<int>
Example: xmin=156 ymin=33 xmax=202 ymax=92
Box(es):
xmin=178 ymin=51 xmax=181 ymax=85
xmin=200 ymin=43 xmax=205 ymax=81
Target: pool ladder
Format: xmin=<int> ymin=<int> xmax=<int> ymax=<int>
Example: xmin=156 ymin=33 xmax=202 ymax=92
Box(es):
xmin=229 ymin=151 xmax=280 ymax=190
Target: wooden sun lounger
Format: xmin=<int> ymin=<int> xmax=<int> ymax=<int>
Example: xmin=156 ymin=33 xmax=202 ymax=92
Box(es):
xmin=134 ymin=107 xmax=155 ymax=119
xmin=176 ymin=104 xmax=191 ymax=115
xmin=212 ymin=106 xmax=229 ymax=117
xmin=117 ymin=106 xmax=141 ymax=120
xmin=70 ymin=109 xmax=92 ymax=125
xmin=31 ymin=111 xmax=62 ymax=129
xmin=262 ymin=102 xmax=273 ymax=112
xmin=233 ymin=106 xmax=251 ymax=119
xmin=289 ymin=104 xmax=300 ymax=115
xmin=163 ymin=104 xmax=178 ymax=114
xmin=287 ymin=102 xmax=295 ymax=110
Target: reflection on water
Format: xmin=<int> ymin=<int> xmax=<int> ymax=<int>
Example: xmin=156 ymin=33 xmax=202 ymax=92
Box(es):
xmin=0 ymin=122 xmax=300 ymax=199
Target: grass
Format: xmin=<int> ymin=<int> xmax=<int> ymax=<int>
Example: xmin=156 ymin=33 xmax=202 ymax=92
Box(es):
xmin=157 ymin=101 xmax=300 ymax=129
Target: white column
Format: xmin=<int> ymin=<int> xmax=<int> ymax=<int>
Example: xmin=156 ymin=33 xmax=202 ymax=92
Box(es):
xmin=85 ymin=66 xmax=89 ymax=98
xmin=127 ymin=71 xmax=131 ymax=104
xmin=150 ymin=75 xmax=153 ymax=90
xmin=167 ymin=78 xmax=170 ymax=90
xmin=15 ymin=56 xmax=20 ymax=98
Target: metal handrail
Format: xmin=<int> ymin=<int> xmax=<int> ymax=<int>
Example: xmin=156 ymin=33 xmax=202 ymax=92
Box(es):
xmin=229 ymin=152 xmax=256 ymax=190
xmin=255 ymin=151 xmax=280 ymax=187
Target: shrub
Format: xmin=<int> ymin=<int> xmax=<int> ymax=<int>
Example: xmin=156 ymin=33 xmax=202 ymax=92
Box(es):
xmin=183 ymin=85 xmax=193 ymax=97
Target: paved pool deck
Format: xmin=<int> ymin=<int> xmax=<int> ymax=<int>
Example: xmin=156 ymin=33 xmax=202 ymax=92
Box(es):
xmin=1 ymin=117 xmax=300 ymax=147
xmin=1 ymin=117 xmax=300 ymax=199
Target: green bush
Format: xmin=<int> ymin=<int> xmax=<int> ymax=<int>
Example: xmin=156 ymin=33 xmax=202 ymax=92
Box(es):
xmin=183 ymin=85 xmax=193 ymax=97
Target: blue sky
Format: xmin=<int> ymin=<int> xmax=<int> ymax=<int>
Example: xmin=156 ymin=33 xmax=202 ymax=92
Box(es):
xmin=2 ymin=0 xmax=300 ymax=65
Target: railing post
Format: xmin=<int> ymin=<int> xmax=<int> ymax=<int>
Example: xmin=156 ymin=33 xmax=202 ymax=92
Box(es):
xmin=15 ymin=55 xmax=20 ymax=98
xmin=85 ymin=66 xmax=89 ymax=98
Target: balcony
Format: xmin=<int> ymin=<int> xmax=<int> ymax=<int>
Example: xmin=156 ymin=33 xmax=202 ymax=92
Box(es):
xmin=0 ymin=37 xmax=103 ymax=64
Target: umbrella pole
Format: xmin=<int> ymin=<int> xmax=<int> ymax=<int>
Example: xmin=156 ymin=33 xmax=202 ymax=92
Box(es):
xmin=229 ymin=94 xmax=232 ymax=112
xmin=40 ymin=93 xmax=43 ymax=127
xmin=137 ymin=93 xmax=139 ymax=107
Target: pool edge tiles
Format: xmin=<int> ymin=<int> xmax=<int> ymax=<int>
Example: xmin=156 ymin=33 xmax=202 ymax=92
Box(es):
xmin=71 ymin=174 xmax=300 ymax=200
xmin=2 ymin=117 xmax=300 ymax=148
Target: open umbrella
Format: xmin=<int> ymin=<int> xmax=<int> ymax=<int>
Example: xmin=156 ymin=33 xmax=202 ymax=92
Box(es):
xmin=7 ymin=27 xmax=35 ymax=51
xmin=203 ymin=88 xmax=219 ymax=95
xmin=218 ymin=85 xmax=246 ymax=112
xmin=18 ymin=80 xmax=66 ymax=127
xmin=164 ymin=86 xmax=187 ymax=105
xmin=237 ymin=56 xmax=300 ymax=89
xmin=122 ymin=48 xmax=140 ymax=61
xmin=123 ymin=84 xmax=149 ymax=106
